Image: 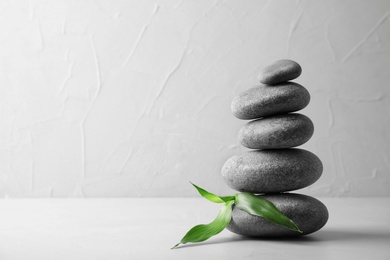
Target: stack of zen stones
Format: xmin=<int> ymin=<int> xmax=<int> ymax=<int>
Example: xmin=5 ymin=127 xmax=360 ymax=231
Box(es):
xmin=222 ymin=60 xmax=329 ymax=237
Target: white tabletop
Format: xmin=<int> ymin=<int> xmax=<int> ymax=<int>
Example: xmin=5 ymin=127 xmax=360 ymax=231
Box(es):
xmin=0 ymin=198 xmax=389 ymax=260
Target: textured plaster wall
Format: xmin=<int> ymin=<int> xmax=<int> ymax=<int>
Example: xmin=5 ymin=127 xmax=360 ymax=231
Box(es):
xmin=0 ymin=0 xmax=389 ymax=197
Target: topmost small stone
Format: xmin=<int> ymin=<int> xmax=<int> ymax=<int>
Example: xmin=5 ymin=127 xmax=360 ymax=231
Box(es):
xmin=258 ymin=59 xmax=302 ymax=85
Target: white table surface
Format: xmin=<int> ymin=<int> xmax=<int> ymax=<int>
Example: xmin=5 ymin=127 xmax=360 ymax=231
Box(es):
xmin=0 ymin=198 xmax=389 ymax=260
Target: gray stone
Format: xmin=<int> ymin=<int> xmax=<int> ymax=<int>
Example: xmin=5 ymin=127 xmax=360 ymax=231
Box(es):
xmin=228 ymin=193 xmax=329 ymax=237
xmin=221 ymin=149 xmax=322 ymax=193
xmin=231 ymin=83 xmax=310 ymax=120
xmin=258 ymin=59 xmax=302 ymax=85
xmin=239 ymin=113 xmax=314 ymax=149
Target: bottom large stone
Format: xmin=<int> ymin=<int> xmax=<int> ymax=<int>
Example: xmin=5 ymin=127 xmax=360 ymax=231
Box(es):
xmin=227 ymin=193 xmax=328 ymax=237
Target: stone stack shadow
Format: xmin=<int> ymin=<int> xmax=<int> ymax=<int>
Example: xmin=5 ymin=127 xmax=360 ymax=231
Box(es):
xmin=222 ymin=60 xmax=329 ymax=237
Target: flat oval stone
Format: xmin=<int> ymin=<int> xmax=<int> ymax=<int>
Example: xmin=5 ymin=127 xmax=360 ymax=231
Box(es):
xmin=228 ymin=193 xmax=329 ymax=237
xmin=239 ymin=113 xmax=314 ymax=149
xmin=231 ymin=83 xmax=310 ymax=120
xmin=258 ymin=59 xmax=302 ymax=85
xmin=221 ymin=149 xmax=322 ymax=193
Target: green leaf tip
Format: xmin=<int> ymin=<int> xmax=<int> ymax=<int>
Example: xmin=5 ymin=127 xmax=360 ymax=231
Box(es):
xmin=172 ymin=200 xmax=234 ymax=249
xmin=171 ymin=243 xmax=180 ymax=250
xmin=190 ymin=182 xmax=235 ymax=203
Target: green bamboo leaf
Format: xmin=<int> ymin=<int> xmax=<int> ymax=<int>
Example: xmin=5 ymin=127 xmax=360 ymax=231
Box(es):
xmin=191 ymin=182 xmax=235 ymax=203
xmin=235 ymin=192 xmax=302 ymax=233
xmin=172 ymin=200 xmax=234 ymax=249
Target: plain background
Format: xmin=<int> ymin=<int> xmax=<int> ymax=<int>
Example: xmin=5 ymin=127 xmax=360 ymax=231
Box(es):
xmin=0 ymin=0 xmax=389 ymax=197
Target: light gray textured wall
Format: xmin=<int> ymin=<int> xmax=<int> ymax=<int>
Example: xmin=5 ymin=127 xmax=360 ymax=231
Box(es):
xmin=0 ymin=0 xmax=389 ymax=197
